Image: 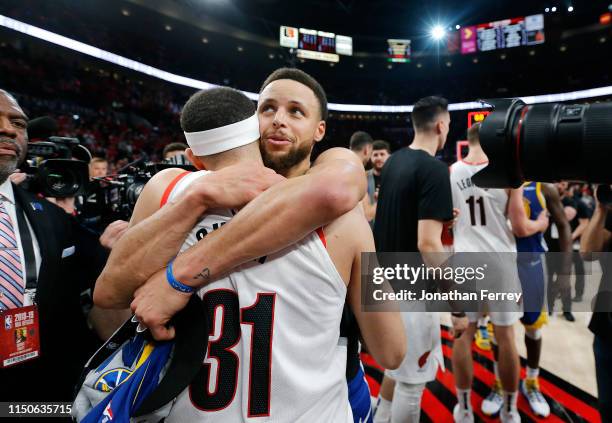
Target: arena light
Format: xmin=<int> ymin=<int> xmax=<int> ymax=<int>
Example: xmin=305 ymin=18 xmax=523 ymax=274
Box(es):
xmin=430 ymin=25 xmax=446 ymax=40
xmin=568 ymin=6 xmax=574 ymax=12
xmin=1 ymin=14 xmax=612 ymax=113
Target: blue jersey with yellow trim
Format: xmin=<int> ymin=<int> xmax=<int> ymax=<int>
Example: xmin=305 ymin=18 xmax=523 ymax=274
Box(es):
xmin=515 ymin=182 xmax=547 ymax=253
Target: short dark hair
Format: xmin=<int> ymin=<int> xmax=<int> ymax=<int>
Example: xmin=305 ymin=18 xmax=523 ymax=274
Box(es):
xmin=163 ymin=142 xmax=188 ymax=158
xmin=349 ymin=131 xmax=373 ymax=151
xmin=181 ymin=87 xmax=255 ymax=133
xmin=372 ymin=140 xmax=391 ymax=153
xmin=260 ymin=67 xmax=328 ymax=121
xmin=411 ymin=96 xmax=448 ymax=132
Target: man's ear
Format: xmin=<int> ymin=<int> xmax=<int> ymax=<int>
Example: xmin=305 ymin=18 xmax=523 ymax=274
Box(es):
xmin=186 ymin=148 xmax=206 ymax=170
xmin=314 ymin=120 xmax=326 ymax=143
xmin=435 ymin=120 xmax=444 ymax=135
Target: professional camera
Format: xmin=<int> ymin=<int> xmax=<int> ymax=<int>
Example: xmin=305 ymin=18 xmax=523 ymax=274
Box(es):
xmin=21 ymin=136 xmax=90 ymax=198
xmin=91 ymin=159 xmax=195 ymax=223
xmin=473 ymin=98 xmax=612 ymax=188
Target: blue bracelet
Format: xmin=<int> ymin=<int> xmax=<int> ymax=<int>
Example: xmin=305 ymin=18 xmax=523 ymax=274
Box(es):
xmin=166 ymin=258 xmax=195 ymax=294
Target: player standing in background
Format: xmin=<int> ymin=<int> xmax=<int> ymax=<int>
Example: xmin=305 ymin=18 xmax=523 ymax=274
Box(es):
xmin=450 ymin=123 xmax=548 ymax=423
xmin=373 ymin=96 xmax=465 ymax=423
xmin=350 ymin=130 xmax=374 ymax=167
xmin=481 ymin=181 xmax=570 ymax=418
xmin=98 ymin=70 xmax=406 ymax=422
xmin=364 ymin=140 xmax=391 ymax=224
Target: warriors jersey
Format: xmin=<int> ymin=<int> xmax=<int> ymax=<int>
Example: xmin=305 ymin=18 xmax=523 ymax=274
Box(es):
xmin=164 ymin=171 xmax=352 ymax=423
xmin=516 ymin=182 xmax=548 ymax=253
xmin=450 ymin=160 xmax=516 ymax=252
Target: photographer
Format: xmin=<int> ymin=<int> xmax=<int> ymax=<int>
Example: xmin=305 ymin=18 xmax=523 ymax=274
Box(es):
xmin=580 ymin=187 xmax=612 ymax=422
xmin=0 ymin=89 xmax=111 ymax=402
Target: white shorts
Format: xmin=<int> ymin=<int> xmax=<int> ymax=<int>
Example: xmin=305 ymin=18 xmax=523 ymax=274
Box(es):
xmin=385 ymin=312 xmax=443 ymax=384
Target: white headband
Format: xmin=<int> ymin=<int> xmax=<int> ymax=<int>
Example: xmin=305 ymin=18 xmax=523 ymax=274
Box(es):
xmin=184 ymin=114 xmax=260 ymax=156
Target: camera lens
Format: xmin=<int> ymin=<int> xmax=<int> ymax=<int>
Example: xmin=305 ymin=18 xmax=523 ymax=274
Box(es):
xmin=47 ymin=169 xmax=79 ymax=197
xmin=125 ymin=182 xmax=145 ymax=211
xmin=37 ymin=159 xmax=89 ymax=198
xmin=474 ymin=99 xmax=612 ymax=188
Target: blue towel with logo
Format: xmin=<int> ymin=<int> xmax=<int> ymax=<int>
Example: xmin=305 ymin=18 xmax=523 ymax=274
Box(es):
xmin=76 ymin=335 xmax=173 ymax=423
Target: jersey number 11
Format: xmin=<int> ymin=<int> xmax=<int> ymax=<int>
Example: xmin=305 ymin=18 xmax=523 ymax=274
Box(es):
xmin=466 ymin=196 xmax=487 ymax=226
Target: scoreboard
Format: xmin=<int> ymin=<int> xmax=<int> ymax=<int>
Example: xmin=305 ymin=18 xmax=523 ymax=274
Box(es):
xmin=387 ymin=39 xmax=411 ymax=63
xmin=298 ymin=28 xmax=319 ymax=51
xmin=461 ymin=14 xmax=545 ymax=54
xmin=280 ymin=26 xmax=353 ymax=62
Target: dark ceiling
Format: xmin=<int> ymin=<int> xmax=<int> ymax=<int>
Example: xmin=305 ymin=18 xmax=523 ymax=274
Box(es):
xmin=1 ymin=0 xmax=610 ymax=105
xmin=174 ymin=0 xmax=609 ymax=40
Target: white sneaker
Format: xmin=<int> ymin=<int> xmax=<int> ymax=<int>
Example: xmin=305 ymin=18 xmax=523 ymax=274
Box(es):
xmin=500 ymin=408 xmax=521 ymax=423
xmin=481 ymin=379 xmax=503 ymax=416
xmin=453 ymin=405 xmax=474 ymax=423
xmin=521 ymin=378 xmax=550 ymax=417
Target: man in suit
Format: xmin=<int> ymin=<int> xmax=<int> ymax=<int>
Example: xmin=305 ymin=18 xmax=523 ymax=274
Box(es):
xmin=0 ymin=89 xmax=109 ymax=402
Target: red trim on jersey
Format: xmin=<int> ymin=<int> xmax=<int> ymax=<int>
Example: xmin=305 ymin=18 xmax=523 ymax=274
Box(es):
xmin=160 ymin=171 xmax=191 ymax=207
xmin=316 ymin=227 xmax=327 ymax=248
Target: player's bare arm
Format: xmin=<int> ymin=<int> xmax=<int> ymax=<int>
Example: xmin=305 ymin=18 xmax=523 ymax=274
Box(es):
xmin=507 ymin=187 xmax=549 ymax=237
xmin=361 ymin=192 xmax=377 ymax=222
xmin=340 ymin=209 xmax=406 ymax=369
xmin=417 ymin=219 xmax=450 ymax=266
xmin=418 ymin=218 xmax=468 ymax=333
xmin=131 ymin=149 xmax=366 ymax=339
xmin=543 ymin=183 xmax=572 ymax=253
xmin=580 ymin=193 xmax=611 ymax=260
xmin=170 ymin=147 xmax=366 ymax=287
xmin=95 ymin=164 xmax=283 ymax=308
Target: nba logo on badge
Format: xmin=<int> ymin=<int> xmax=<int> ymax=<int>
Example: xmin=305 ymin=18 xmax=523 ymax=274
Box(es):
xmin=4 ymin=315 xmax=12 ymax=330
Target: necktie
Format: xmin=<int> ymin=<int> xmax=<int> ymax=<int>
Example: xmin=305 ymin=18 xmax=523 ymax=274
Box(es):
xmin=0 ymin=200 xmax=24 ymax=310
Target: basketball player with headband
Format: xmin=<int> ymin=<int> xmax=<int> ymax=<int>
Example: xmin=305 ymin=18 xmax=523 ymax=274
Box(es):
xmin=96 ymin=74 xmax=405 ymax=421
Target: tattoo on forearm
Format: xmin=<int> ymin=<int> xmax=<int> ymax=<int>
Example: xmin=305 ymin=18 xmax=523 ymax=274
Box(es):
xmin=195 ymin=268 xmax=210 ymax=283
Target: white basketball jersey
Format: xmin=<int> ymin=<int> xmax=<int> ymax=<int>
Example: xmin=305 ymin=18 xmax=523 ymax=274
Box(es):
xmin=450 ymin=161 xmax=517 ymax=253
xmin=164 ymin=171 xmax=352 ymax=423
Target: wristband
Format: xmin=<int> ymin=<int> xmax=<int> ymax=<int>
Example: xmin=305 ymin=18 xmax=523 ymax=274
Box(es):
xmin=166 ymin=258 xmax=195 ymax=294
xmin=451 ymin=312 xmax=466 ymax=318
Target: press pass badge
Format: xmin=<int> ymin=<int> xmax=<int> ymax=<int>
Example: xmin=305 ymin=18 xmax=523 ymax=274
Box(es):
xmin=0 ymin=305 xmax=40 ymax=368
